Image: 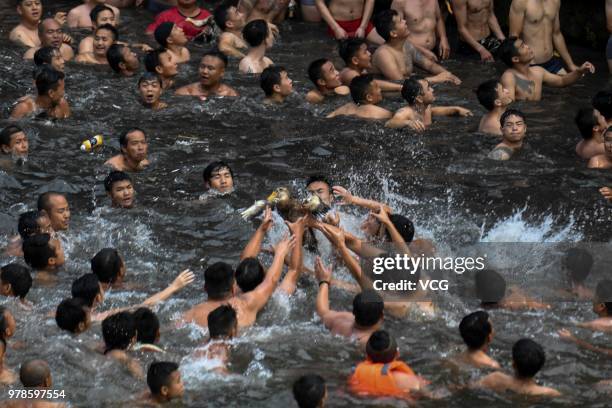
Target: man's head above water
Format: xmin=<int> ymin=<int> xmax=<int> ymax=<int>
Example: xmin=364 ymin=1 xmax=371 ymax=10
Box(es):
xmin=203 ymin=161 xmax=234 ymax=193
xmin=37 ymin=191 xmax=70 ymax=231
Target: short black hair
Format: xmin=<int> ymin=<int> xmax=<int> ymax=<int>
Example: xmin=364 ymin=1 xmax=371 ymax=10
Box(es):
xmin=22 ymin=234 xmax=55 ymax=270
xmin=17 ymin=210 xmax=45 ymax=239
xmin=202 ymin=48 xmax=228 ymax=68
xmin=349 ymin=74 xmax=375 ymax=104
xmin=91 ymin=248 xmax=123 ymax=284
xmin=90 ymin=4 xmax=114 ymax=25
xmin=119 ymin=127 xmax=146 ymax=147
xmin=0 ymin=125 xmax=23 ymax=148
xmin=293 ymin=374 xmax=326 ymax=408
xmin=204 ymin=262 xmax=235 ymax=300
xmin=71 ymin=273 xmax=101 ymax=308
xmin=208 ymin=305 xmax=237 ymax=338
xmin=202 ymin=161 xmax=233 ymax=183
xmin=55 ymin=297 xmax=88 ymax=333
xmin=307 ymin=58 xmax=328 ymax=87
xmin=476 ymin=79 xmax=500 ymax=111
xmin=1 ymin=263 xmax=32 ymax=299
xmin=235 ymin=258 xmax=264 ymax=293
xmin=260 ymin=65 xmax=286 ymax=96
xmin=338 ymin=38 xmax=367 ymax=65
xmin=562 ymin=247 xmax=593 ymax=284
xmin=19 ymin=360 xmax=50 ymax=388
xmin=595 ymin=279 xmax=612 ymax=314
xmin=147 ymin=361 xmax=179 ymax=396
xmin=214 ymin=0 xmax=239 ymax=30
xmin=37 ymin=191 xmax=64 ymax=213
xmin=475 ymin=269 xmax=506 ymax=305
xmin=593 ymin=90 xmax=612 ymax=121
xmin=352 ymin=290 xmax=384 ymax=327
xmin=401 ymin=77 xmax=423 ymax=105
xmin=499 ymin=36 xmax=520 ymax=67
xmin=512 ymin=338 xmax=545 ymax=378
xmin=574 ymin=108 xmax=597 ymax=140
xmin=106 ymin=43 xmax=126 ymax=73
xmin=366 ymin=330 xmax=397 ymax=364
xmin=35 ymin=66 xmax=64 ymax=96
xmin=144 ymin=48 xmax=169 ymax=73
xmin=133 ymin=307 xmax=160 ymax=344
xmin=459 ymin=310 xmax=492 ymax=350
xmin=306 ymin=175 xmax=331 ymax=189
xmin=102 ymin=311 xmax=136 ymax=352
xmin=500 ymin=109 xmax=526 ymax=127
xmin=242 ymin=19 xmax=268 ymax=47
xmin=373 ymin=9 xmax=398 ymax=42
xmin=386 ymin=214 xmax=414 ymax=243
xmin=95 ymin=23 xmax=119 ymax=42
xmin=104 ymin=170 xmax=132 ymax=193
xmin=33 ymin=46 xmax=59 ymax=67
xmin=138 ymin=72 xmax=162 ymax=87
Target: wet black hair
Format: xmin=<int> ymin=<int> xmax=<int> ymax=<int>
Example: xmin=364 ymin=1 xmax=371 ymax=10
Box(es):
xmin=475 ymin=269 xmax=506 ymax=305
xmin=307 ymin=58 xmax=329 ymax=87
xmin=260 ymin=65 xmax=286 ymax=96
xmin=35 ymin=66 xmax=64 ymax=96
xmin=373 ymin=9 xmax=398 ymax=42
xmin=352 ymin=290 xmax=384 ymax=327
xmin=349 ymin=74 xmax=375 ymax=104
xmin=293 ymin=374 xmax=326 ymax=408
xmin=499 ymin=36 xmax=521 ymax=67
xmin=500 ymin=108 xmax=526 ymax=127
xmin=95 ymin=23 xmax=119 ymax=42
xmin=104 ymin=170 xmax=132 ymax=193
xmin=595 ymin=280 xmax=612 ymax=314
xmin=33 ymin=46 xmax=59 ymax=67
xmin=214 ymin=0 xmax=239 ymax=30
xmin=144 ymin=48 xmax=169 ymax=73
xmin=202 ymin=48 xmax=228 ymax=68
xmin=401 ymin=77 xmax=423 ymax=105
xmin=55 ymin=297 xmax=88 ymax=333
xmin=17 ymin=210 xmax=45 ymax=239
xmin=0 ymin=306 xmax=10 ymax=341
xmin=366 ymin=330 xmax=398 ymax=364
xmin=91 ymin=248 xmax=123 ymax=284
xmin=338 ymin=38 xmax=367 ymax=65
xmin=102 ymin=311 xmax=136 ymax=352
xmin=208 ymin=304 xmax=237 ymax=338
xmin=459 ymin=310 xmax=492 ymax=350
xmin=242 ymin=19 xmax=268 ymax=47
xmin=562 ymin=247 xmax=593 ymax=284
xmin=37 ymin=191 xmax=65 ymax=213
xmin=235 ymin=258 xmax=264 ymax=293
xmin=1 ymin=263 xmax=32 ymax=299
xmin=386 ymin=214 xmax=415 ymax=243
xmin=107 ymin=43 xmax=127 ymax=73
xmin=22 ymin=233 xmax=55 ymax=270
xmin=119 ymin=127 xmax=146 ymax=147
xmin=202 ymin=161 xmax=233 ymax=184
xmin=592 ymin=90 xmax=612 ymax=121
xmin=575 ymin=108 xmax=597 ymax=140
xmin=71 ymin=273 xmax=101 ymax=308
xmin=476 ymin=79 xmax=500 ymax=111
xmin=306 ymin=175 xmax=331 ymax=189
xmin=90 ymin=4 xmax=114 ymax=25
xmin=0 ymin=125 xmax=23 ymax=148
xmin=20 ymin=360 xmax=50 ymax=388
xmin=147 ymin=361 xmax=179 ymax=395
xmin=204 ymin=262 xmax=235 ymax=300
xmin=512 ymin=338 xmax=545 ymax=378
xmin=133 ymin=307 xmax=160 ymax=344
xmin=138 ymin=72 xmax=162 ymax=87
xmin=154 ymin=22 xmax=174 ymax=47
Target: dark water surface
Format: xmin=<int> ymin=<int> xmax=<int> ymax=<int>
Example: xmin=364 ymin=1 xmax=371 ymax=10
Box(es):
xmin=1 ymin=1 xmax=612 ymax=407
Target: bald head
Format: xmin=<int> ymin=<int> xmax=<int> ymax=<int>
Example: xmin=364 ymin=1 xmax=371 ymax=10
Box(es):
xmin=20 ymin=359 xmax=51 ymax=388
xmin=39 ymin=18 xmax=62 ymax=48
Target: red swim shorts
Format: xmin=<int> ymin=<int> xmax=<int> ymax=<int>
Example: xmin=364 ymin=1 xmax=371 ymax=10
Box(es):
xmin=327 ymin=18 xmax=374 ymax=38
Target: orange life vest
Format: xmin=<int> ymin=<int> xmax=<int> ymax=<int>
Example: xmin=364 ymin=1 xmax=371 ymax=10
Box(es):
xmin=348 ymin=360 xmax=415 ymax=398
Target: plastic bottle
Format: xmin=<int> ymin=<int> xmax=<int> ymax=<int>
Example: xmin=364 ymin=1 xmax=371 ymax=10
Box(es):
xmin=81 ymin=135 xmax=103 ymax=152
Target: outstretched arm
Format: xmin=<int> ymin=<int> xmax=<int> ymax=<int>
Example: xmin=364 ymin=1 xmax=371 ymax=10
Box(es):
xmin=558 ymin=329 xmax=612 ymax=356
xmin=278 ymin=217 xmax=306 ymax=295
xmin=241 ymin=207 xmax=273 ymax=260
xmin=142 ymin=269 xmax=195 ymax=307
xmin=332 ymin=185 xmax=393 ymax=213
xmin=431 ymin=106 xmax=473 ymax=117
xmin=541 ymin=63 xmax=594 ymax=87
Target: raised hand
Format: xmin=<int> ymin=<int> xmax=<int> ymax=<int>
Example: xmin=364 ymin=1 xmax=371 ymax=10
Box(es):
xmin=314 ymin=256 xmax=332 ymax=282
xmin=171 ymin=269 xmax=195 ymax=290
xmin=332 ymin=186 xmax=353 ymax=205
xmin=260 ymin=206 xmax=274 ymax=232
xmin=273 ymin=234 xmax=296 ymax=258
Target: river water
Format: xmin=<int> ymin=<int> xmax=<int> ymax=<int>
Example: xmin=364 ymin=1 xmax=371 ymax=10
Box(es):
xmin=1 ymin=1 xmax=612 ymax=407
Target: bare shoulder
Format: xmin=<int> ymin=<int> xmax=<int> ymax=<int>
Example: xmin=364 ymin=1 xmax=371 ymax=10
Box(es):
xmin=105 ymin=155 xmax=123 ymax=170
xmin=220 ymin=84 xmax=239 ymax=97
xmin=511 ymin=0 xmax=528 ymax=9
xmin=10 ymin=98 xmax=34 ymax=119
xmin=23 ymin=47 xmax=36 ymax=60
xmin=306 ymin=90 xmax=324 ymax=104
xmin=175 ymin=83 xmax=198 ymax=95
xmin=535 ymin=385 xmax=561 ymax=397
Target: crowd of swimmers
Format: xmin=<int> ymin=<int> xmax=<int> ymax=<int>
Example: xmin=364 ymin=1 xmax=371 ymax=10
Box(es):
xmin=2 ymin=0 xmax=612 ymax=406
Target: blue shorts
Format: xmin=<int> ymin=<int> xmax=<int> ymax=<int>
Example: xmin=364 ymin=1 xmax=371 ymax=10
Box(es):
xmin=301 ymin=0 xmax=316 ymax=6
xmin=532 ymin=56 xmax=564 ymax=74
